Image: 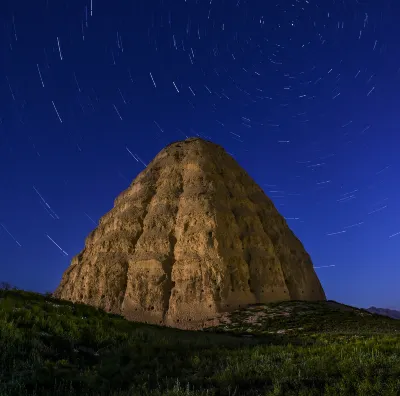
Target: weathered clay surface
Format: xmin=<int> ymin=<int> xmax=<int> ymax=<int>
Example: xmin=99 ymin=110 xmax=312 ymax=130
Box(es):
xmin=54 ymin=137 xmax=326 ymax=329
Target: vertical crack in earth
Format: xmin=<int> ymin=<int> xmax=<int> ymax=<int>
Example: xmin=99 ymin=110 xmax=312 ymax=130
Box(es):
xmin=121 ymin=179 xmax=159 ymax=306
xmin=161 ymin=232 xmax=177 ymax=321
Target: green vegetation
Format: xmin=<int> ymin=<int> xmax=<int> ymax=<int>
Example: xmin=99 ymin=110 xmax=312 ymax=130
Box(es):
xmin=0 ymin=287 xmax=399 ymax=395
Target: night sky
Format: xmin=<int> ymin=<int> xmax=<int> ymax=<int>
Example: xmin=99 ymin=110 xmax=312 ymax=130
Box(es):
xmin=1 ymin=0 xmax=399 ymax=310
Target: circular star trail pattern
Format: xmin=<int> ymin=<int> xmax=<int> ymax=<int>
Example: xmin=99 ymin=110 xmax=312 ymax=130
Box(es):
xmin=0 ymin=0 xmax=399 ymax=309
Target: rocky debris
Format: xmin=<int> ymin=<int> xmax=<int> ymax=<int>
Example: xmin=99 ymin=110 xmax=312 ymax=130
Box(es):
xmin=272 ymin=328 xmax=302 ymax=334
xmin=38 ymin=331 xmax=52 ymax=337
xmin=54 ymin=137 xmax=326 ymax=330
xmin=243 ymin=311 xmax=268 ymax=325
xmin=75 ymin=346 xmax=99 ymax=357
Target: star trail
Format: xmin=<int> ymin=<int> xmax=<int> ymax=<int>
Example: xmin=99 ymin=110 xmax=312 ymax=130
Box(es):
xmin=0 ymin=0 xmax=399 ymax=310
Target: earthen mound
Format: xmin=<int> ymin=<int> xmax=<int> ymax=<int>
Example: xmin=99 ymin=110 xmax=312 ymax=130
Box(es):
xmin=54 ymin=137 xmax=326 ymax=329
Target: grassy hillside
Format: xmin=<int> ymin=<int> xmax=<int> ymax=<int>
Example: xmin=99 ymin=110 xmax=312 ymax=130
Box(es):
xmin=0 ymin=288 xmax=399 ymax=396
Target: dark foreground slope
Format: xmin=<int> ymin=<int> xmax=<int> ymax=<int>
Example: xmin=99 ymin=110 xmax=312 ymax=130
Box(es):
xmin=1 ymin=289 xmax=399 ymax=396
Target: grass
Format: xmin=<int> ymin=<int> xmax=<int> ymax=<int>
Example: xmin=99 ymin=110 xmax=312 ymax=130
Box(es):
xmin=0 ymin=287 xmax=399 ymax=395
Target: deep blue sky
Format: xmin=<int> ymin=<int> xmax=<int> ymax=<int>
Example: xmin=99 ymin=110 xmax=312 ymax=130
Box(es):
xmin=0 ymin=0 xmax=399 ymax=310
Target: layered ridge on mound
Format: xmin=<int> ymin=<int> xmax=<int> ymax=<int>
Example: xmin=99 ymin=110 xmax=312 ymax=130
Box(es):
xmin=54 ymin=137 xmax=326 ymax=329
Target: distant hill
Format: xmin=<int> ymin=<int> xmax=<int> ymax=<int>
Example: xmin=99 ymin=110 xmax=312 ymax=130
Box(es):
xmin=366 ymin=306 xmax=400 ymax=319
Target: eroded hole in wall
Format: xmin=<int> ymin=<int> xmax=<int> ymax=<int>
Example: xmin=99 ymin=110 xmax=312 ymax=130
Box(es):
xmin=244 ymin=249 xmax=251 ymax=264
xmin=232 ymin=208 xmax=238 ymax=220
xmin=207 ymin=231 xmax=214 ymax=248
xmin=270 ymin=233 xmax=279 ymax=245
